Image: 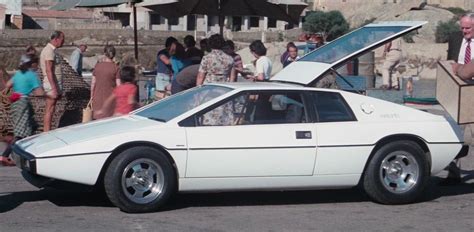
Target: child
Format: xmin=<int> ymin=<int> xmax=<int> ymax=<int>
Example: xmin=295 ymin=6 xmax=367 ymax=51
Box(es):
xmin=97 ymin=66 xmax=137 ymax=118
xmin=1 ymin=54 xmax=44 ymax=166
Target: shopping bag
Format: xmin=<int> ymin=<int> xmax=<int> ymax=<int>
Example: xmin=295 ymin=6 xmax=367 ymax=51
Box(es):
xmin=82 ymin=100 xmax=93 ymax=123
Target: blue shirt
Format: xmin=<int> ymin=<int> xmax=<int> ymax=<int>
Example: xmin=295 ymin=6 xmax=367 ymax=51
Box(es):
xmin=170 ymin=56 xmax=191 ymax=80
xmin=70 ymin=47 xmax=83 ymax=76
xmin=12 ymin=70 xmax=41 ymax=95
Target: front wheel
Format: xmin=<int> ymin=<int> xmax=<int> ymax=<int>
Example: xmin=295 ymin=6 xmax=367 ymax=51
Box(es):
xmin=104 ymin=146 xmax=176 ymax=213
xmin=363 ymin=140 xmax=430 ymax=204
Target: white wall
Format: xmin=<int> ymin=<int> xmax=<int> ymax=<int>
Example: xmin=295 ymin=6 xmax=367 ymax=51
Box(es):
xmin=0 ymin=0 xmax=21 ymax=16
xmin=0 ymin=4 xmax=5 ymax=29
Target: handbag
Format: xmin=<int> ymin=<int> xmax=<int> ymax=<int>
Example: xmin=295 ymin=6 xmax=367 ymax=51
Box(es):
xmin=82 ymin=99 xmax=93 ymax=123
xmin=9 ymin=92 xmax=21 ymax=103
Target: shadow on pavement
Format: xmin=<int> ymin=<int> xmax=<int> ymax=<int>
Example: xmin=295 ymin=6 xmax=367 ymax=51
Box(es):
xmin=423 ymin=176 xmax=474 ymax=202
xmin=162 ymin=188 xmax=370 ymax=212
xmin=1 ymin=176 xmax=474 ymax=213
xmin=0 ymin=188 xmax=112 ymax=213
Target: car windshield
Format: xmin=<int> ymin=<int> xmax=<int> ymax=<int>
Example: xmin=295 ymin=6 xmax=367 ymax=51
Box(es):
xmin=135 ymin=85 xmax=232 ymax=122
xmin=299 ymin=26 xmax=410 ymax=64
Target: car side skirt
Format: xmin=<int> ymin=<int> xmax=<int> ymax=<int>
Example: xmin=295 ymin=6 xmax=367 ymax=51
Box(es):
xmin=178 ymin=175 xmax=360 ymax=192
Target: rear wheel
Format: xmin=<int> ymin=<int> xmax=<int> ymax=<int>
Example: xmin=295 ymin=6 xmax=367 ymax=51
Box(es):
xmin=363 ymin=140 xmax=429 ymax=204
xmin=104 ymin=146 xmax=175 ymax=213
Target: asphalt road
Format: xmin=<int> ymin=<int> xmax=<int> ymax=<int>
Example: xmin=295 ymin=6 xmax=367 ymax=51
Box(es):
xmin=1 ymin=165 xmax=473 ymax=232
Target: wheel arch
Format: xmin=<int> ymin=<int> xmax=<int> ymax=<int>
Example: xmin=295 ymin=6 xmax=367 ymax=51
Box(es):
xmin=359 ymin=134 xmax=431 ymax=185
xmin=95 ymin=141 xmax=180 ymax=189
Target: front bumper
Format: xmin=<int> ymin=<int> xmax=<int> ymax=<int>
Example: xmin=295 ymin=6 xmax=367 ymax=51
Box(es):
xmin=12 ymin=144 xmax=58 ymax=188
xmin=11 ymin=144 xmax=37 ymax=174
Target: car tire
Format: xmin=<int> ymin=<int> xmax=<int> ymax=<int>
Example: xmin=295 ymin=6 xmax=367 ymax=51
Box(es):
xmin=104 ymin=146 xmax=176 ymax=213
xmin=363 ymin=140 xmax=429 ymax=204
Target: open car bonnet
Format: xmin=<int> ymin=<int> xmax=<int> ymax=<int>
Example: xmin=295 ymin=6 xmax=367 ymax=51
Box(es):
xmin=271 ymin=21 xmax=427 ymax=86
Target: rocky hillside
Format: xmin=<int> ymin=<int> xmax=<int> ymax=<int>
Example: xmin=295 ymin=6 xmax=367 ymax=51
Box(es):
xmin=345 ymin=3 xmax=455 ymax=42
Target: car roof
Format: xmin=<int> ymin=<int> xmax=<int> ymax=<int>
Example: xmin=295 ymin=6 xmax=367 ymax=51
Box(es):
xmin=271 ymin=21 xmax=427 ymax=86
xmin=206 ymin=81 xmax=341 ymax=93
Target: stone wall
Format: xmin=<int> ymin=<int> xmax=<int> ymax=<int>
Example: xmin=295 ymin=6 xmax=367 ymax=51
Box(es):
xmin=0 ymin=28 xmax=300 ymax=71
xmin=24 ymin=17 xmax=123 ymax=30
xmin=230 ymin=28 xmax=301 ymax=43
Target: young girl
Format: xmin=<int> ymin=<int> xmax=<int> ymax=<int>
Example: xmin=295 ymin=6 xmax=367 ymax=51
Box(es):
xmin=97 ymin=66 xmax=137 ymax=118
xmin=1 ymin=54 xmax=44 ymax=166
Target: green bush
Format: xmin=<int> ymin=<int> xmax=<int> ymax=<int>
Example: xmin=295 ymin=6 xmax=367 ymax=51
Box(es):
xmin=403 ymin=31 xmax=416 ymax=43
xmin=435 ymin=18 xmax=459 ymax=43
xmin=302 ymin=10 xmax=349 ymax=41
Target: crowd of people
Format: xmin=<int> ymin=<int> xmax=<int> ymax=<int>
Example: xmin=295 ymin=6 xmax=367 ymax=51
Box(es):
xmin=153 ymin=34 xmax=289 ymax=98
xmin=0 ymin=31 xmax=138 ymax=166
xmin=0 ymin=31 xmax=283 ymax=166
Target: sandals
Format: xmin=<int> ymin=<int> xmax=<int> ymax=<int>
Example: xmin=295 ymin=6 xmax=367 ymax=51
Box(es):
xmin=0 ymin=156 xmax=16 ymax=166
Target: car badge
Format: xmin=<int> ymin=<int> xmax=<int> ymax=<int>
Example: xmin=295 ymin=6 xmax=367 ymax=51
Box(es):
xmin=360 ymin=103 xmax=375 ymax=114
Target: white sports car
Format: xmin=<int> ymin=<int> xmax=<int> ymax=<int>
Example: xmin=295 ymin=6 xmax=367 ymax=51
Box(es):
xmin=12 ymin=21 xmax=468 ymax=213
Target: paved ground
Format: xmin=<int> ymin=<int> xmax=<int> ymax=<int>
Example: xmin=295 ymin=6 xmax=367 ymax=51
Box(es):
xmin=0 ymin=165 xmax=473 ymax=232
xmin=1 ymin=77 xmax=474 ymax=231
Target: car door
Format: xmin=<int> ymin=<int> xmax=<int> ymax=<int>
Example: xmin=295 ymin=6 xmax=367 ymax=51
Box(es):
xmin=183 ymin=90 xmax=317 ymax=178
xmin=308 ymin=91 xmax=372 ymax=176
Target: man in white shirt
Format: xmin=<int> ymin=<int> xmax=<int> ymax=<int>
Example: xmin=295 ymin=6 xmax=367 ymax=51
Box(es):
xmin=40 ymin=30 xmax=65 ymax=132
xmin=247 ymin=40 xmax=272 ymax=81
xmin=457 ymin=13 xmax=474 ymax=65
xmin=69 ymin=44 xmax=87 ymax=76
xmin=444 ymin=13 xmax=474 ymax=185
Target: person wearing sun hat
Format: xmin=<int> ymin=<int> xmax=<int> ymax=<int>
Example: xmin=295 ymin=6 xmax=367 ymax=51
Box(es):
xmin=0 ymin=54 xmax=44 ymax=166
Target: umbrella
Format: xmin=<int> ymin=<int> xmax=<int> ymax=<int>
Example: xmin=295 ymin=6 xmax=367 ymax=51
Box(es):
xmin=51 ymin=0 xmax=142 ymax=60
xmin=138 ymin=0 xmax=307 ymax=34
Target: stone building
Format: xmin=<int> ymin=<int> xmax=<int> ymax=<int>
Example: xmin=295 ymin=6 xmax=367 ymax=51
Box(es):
xmin=0 ymin=0 xmax=22 ymax=29
xmin=22 ymin=8 xmax=122 ymax=30
xmin=25 ymin=1 xmax=303 ymax=32
xmin=99 ymin=3 xmax=301 ymax=33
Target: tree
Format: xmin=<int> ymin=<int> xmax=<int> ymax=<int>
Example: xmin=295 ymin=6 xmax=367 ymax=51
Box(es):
xmin=303 ymin=11 xmax=350 ymax=41
xmin=435 ymin=18 xmax=459 ymax=43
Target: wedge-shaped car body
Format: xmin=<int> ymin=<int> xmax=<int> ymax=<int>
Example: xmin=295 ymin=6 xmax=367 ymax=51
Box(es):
xmin=12 ymin=21 xmax=468 ymax=213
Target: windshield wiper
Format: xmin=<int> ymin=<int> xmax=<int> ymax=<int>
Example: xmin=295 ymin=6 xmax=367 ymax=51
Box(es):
xmin=147 ymin=117 xmax=166 ymax=122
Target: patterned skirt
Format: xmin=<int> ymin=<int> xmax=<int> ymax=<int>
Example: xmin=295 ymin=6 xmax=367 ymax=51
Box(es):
xmin=10 ymin=97 xmax=36 ymax=138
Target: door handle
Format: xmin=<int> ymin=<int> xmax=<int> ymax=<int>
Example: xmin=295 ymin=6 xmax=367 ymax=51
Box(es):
xmin=296 ymin=131 xmax=312 ymax=139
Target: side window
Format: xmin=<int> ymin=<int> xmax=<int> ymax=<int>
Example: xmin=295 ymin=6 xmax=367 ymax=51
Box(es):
xmin=311 ymin=91 xmax=356 ymax=122
xmin=196 ymin=91 xmax=307 ymax=126
xmin=198 ymin=95 xmax=246 ymax=126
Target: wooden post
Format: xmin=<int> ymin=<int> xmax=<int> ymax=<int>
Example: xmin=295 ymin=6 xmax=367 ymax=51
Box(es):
xmin=133 ymin=2 xmax=138 ymax=61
